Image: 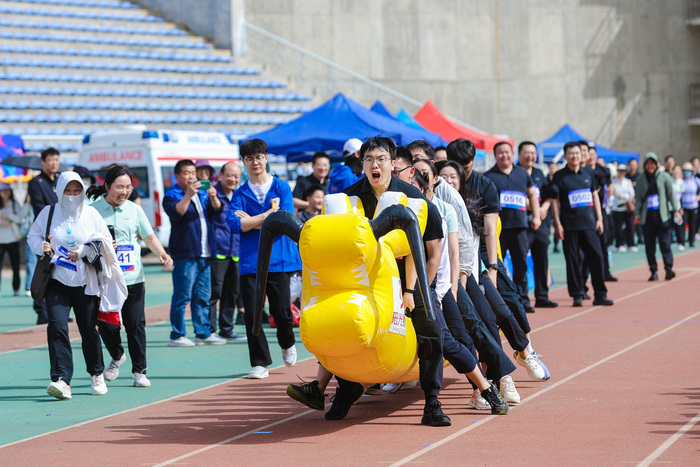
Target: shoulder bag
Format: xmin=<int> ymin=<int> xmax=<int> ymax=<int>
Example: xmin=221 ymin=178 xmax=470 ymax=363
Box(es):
xmin=30 ymin=204 xmax=56 ymax=301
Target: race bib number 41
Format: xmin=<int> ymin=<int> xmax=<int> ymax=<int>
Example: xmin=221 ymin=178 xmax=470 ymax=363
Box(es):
xmin=568 ymin=189 xmax=593 ymax=208
xmin=116 ymin=245 xmax=136 ymax=271
xmin=500 ymin=190 xmax=527 ymax=210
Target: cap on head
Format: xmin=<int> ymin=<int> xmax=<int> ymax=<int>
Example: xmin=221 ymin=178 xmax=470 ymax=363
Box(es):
xmin=343 ymin=138 xmax=362 ymax=156
xmin=617 ymin=163 xmax=627 ymax=171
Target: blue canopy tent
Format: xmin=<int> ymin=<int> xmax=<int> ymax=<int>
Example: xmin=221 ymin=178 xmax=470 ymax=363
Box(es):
xmin=396 ymin=109 xmax=429 ymax=131
xmin=248 ymin=93 xmax=448 ymax=162
xmin=536 ymin=124 xmax=639 ymax=164
xmin=369 ymin=100 xmax=395 ymax=119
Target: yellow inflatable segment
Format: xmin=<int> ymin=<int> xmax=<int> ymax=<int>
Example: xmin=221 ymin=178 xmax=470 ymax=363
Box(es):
xmin=298 ymin=192 xmax=429 ymax=384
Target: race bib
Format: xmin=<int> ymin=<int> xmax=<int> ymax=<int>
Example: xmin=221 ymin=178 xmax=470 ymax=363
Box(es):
xmin=568 ymin=189 xmax=593 ymax=208
xmin=116 ymin=245 xmax=136 ymax=271
xmin=682 ymin=192 xmax=696 ymax=205
xmin=389 ymin=276 xmax=406 ymax=336
xmin=500 ymin=190 xmax=527 ymax=210
xmin=647 ymin=194 xmax=660 ymax=210
xmin=51 ymin=246 xmax=77 ymax=271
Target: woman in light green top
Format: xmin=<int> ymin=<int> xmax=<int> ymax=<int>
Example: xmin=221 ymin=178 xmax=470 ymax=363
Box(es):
xmin=87 ymin=165 xmax=173 ymax=388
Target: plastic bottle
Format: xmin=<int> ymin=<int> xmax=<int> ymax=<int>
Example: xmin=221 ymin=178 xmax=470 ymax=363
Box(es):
xmin=66 ymin=229 xmax=76 ymax=249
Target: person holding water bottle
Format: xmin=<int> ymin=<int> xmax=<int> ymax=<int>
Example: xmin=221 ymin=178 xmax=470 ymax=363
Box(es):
xmin=88 ymin=165 xmax=173 ymax=387
xmin=633 ymin=152 xmax=682 ymax=281
xmin=28 ymin=171 xmax=117 ymax=400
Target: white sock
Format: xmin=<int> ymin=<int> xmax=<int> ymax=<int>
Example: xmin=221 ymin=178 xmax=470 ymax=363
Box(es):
xmin=526 ymin=341 xmax=535 ymax=355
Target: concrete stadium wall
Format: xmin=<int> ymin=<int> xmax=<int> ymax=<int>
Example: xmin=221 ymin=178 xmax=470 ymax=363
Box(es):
xmin=133 ymin=0 xmax=236 ymax=50
xmin=242 ymin=0 xmax=700 ymax=159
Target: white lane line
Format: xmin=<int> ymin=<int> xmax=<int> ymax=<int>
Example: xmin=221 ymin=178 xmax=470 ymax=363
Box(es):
xmin=637 ymin=411 xmax=700 ymax=467
xmin=530 ymin=270 xmax=700 ymax=336
xmin=0 ymin=356 xmax=317 ymax=450
xmin=153 ymin=409 xmax=317 ymax=467
xmin=388 ymin=310 xmax=700 ymax=467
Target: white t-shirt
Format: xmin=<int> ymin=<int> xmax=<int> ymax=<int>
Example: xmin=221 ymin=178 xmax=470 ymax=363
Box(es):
xmin=432 ymin=197 xmax=458 ymax=301
xmin=191 ymin=194 xmax=211 ymax=258
xmin=248 ymin=176 xmax=273 ymax=205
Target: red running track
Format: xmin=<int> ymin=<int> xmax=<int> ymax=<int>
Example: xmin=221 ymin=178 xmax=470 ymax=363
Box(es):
xmin=2 ymin=249 xmax=699 ymax=466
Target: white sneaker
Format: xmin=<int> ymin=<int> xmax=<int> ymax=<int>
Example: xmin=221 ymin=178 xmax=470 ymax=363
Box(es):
xmin=617 ymin=245 xmax=627 ymax=253
xmin=133 ymin=372 xmax=151 ymax=387
xmin=282 ymin=345 xmax=297 ymax=366
xmin=515 ymin=351 xmax=546 ymax=381
xmin=246 ymin=366 xmax=269 ymax=379
xmin=609 ymin=246 xmax=618 ymax=252
xmin=104 ymin=353 xmax=127 ymax=381
xmin=194 ymin=334 xmax=227 ymax=345
xmin=91 ymin=374 xmax=108 ymax=395
xmin=25 ymin=290 xmax=32 ymax=297
xmin=678 ymin=244 xmax=685 ymax=251
xmin=47 ymin=379 xmax=72 ymax=400
xmin=630 ymin=246 xmax=639 ymax=252
xmin=499 ymin=375 xmax=521 ymax=404
xmin=468 ymin=388 xmax=490 ymax=410
xmin=382 ymin=382 xmax=404 ymax=394
xmin=168 ymin=336 xmax=195 ymax=347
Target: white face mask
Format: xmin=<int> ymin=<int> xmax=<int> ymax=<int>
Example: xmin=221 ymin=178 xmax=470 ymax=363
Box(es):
xmin=61 ymin=194 xmax=83 ymax=219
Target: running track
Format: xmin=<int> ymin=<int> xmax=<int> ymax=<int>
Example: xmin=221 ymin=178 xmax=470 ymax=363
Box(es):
xmin=1 ymin=249 xmax=699 ymax=466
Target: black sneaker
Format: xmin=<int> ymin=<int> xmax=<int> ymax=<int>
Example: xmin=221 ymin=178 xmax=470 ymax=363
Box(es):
xmin=648 ymin=272 xmax=658 ymax=281
xmin=480 ymin=385 xmax=510 ymax=415
xmin=572 ymin=297 xmax=583 ymax=307
xmin=421 ymin=399 xmax=451 ymax=426
xmin=535 ymin=299 xmax=559 ymax=308
xmin=325 ymin=381 xmax=364 ymax=420
xmin=593 ymin=296 xmax=614 ymax=306
xmin=287 ymin=380 xmax=325 ymax=411
xmin=582 ymin=292 xmax=591 ymax=300
xmin=665 ymin=270 xmax=676 ymax=281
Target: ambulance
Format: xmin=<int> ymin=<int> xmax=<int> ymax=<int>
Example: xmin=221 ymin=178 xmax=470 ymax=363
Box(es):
xmin=79 ymin=128 xmax=240 ymax=247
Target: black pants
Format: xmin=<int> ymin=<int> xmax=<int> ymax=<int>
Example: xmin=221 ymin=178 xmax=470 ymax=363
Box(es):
xmin=612 ymin=211 xmax=636 ymax=248
xmin=458 ymin=279 xmax=517 ymax=381
xmin=479 ymin=248 xmax=531 ymax=333
xmin=562 ymin=229 xmax=608 ymax=299
xmin=527 ymin=227 xmax=551 ymax=302
xmin=643 ymin=218 xmax=674 ymax=273
xmin=240 ymin=272 xmax=295 ymax=368
xmin=0 ymin=241 xmax=20 ymax=292
xmin=209 ymin=257 xmax=241 ymax=336
xmin=98 ymin=282 xmax=147 ymax=374
xmin=499 ymin=228 xmax=529 ymax=307
xmin=684 ymin=208 xmax=698 ymax=247
xmin=45 ymin=279 xmax=103 ymax=384
xmin=478 ymin=271 xmax=530 ymax=352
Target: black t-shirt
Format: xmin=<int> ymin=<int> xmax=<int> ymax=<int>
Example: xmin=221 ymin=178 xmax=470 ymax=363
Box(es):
xmin=552 ymin=165 xmax=599 ymax=231
xmin=485 ymin=164 xmax=532 ymax=229
xmin=344 ymin=176 xmax=443 ymax=289
xmin=343 ymin=176 xmax=442 ymax=243
xmin=292 ymin=173 xmax=329 ymax=200
xmin=592 ymin=164 xmax=611 ymax=204
xmin=465 ymin=171 xmax=500 ymax=256
xmin=529 ymin=167 xmax=555 ymax=231
xmin=464 ymin=171 xmax=500 ymax=214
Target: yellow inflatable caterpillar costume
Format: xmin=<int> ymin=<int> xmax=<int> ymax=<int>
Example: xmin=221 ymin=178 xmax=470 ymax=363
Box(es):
xmin=254 ymin=192 xmax=434 ymax=384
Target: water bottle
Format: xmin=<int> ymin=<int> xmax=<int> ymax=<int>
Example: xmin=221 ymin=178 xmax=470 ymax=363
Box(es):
xmin=66 ymin=229 xmax=76 ymax=249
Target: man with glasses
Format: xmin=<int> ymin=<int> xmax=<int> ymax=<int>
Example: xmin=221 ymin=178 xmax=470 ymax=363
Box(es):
xmin=392 ymin=147 xmax=415 ymax=183
xmin=327 ymin=137 xmax=508 ymax=426
xmin=227 ymin=139 xmax=300 ymax=379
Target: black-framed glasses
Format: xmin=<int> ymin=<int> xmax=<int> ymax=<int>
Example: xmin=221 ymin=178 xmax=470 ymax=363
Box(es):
xmin=392 ymin=166 xmax=412 ymax=176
